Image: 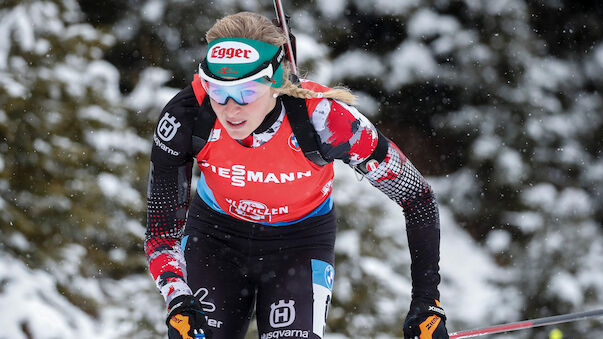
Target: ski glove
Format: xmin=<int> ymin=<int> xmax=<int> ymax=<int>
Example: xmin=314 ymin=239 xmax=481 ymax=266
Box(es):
xmin=167 ymin=293 xmax=212 ymax=339
xmin=403 ymin=298 xmax=449 ymax=339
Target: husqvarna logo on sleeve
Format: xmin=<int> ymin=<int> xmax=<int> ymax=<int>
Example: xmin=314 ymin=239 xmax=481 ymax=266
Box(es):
xmin=157 ymin=112 xmax=181 ymax=142
xmin=208 ymin=41 xmax=260 ymax=63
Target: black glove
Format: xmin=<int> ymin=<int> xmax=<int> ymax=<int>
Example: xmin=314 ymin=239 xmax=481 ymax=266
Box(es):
xmin=403 ymin=298 xmax=449 ymax=339
xmin=167 ymin=294 xmax=212 ymax=339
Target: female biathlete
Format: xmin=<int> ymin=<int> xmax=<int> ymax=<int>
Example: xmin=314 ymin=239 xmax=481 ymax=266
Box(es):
xmin=145 ymin=11 xmax=448 ymax=339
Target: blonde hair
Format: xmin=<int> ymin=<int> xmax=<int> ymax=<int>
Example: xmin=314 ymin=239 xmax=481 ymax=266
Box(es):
xmin=206 ymin=12 xmax=357 ymax=105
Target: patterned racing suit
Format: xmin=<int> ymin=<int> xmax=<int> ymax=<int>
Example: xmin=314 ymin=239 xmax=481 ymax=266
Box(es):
xmin=145 ymin=81 xmax=441 ymax=339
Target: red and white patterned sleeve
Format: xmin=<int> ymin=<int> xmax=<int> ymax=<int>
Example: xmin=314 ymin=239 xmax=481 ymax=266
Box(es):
xmin=145 ymin=87 xmax=197 ymax=305
xmin=311 ymin=99 xmax=442 ymax=300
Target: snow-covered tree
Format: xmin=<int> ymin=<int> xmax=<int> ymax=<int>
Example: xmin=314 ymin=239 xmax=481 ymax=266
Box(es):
xmin=0 ymin=1 xmax=167 ymax=337
xmin=1 ymin=0 xmax=601 ymax=338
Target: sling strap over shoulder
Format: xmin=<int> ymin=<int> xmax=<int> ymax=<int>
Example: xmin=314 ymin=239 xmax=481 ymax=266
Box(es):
xmin=281 ymin=95 xmax=330 ymax=166
xmin=191 ymin=95 xmax=215 ymax=156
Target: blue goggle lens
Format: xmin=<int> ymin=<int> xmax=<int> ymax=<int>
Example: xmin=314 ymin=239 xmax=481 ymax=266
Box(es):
xmin=201 ymin=79 xmax=272 ymax=106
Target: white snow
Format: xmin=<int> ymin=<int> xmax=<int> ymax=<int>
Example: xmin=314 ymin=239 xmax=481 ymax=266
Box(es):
xmin=126 ymin=67 xmax=180 ymax=112
xmin=353 ymin=0 xmax=420 ymax=15
xmin=8 ymin=232 xmax=31 ymax=251
xmin=97 ymin=172 xmax=143 ymax=208
xmin=335 ymin=230 xmax=360 ymax=258
xmin=408 ymin=9 xmax=460 ymax=39
xmin=485 ymin=229 xmax=512 ymax=253
xmin=438 ymin=206 xmax=516 ymax=325
xmin=522 ymin=185 xmax=593 ymax=219
xmin=360 ymin=256 xmax=412 ymax=297
xmin=353 ymin=91 xmax=380 ymax=118
xmin=87 ymin=60 xmax=122 ymax=103
xmin=141 ymin=0 xmax=165 ymax=22
xmin=0 ymin=73 xmax=27 ymax=97
xmin=463 ymin=0 xmax=526 ymax=15
xmin=549 ymin=271 xmax=583 ymax=306
xmin=331 ymin=50 xmax=385 ymax=80
xmin=503 ymin=211 xmax=544 ymax=232
xmin=386 ymin=41 xmax=438 ymax=89
xmin=12 ymin=7 xmax=36 ymax=52
xmin=85 ymin=128 xmax=150 ymax=156
xmin=316 ymin=0 xmax=346 ymax=18
xmin=553 ymin=188 xmax=593 ymax=218
xmin=78 ymin=105 xmax=125 ymax=129
xmin=472 ymin=135 xmax=501 ymax=160
xmin=64 ymin=23 xmax=99 ymax=41
xmin=495 ymin=148 xmax=527 ymax=184
xmin=521 ymin=183 xmax=557 ymax=211
xmin=430 ymin=169 xmax=481 ymax=216
xmin=0 ymin=255 xmax=99 ymax=339
xmin=33 ymin=138 xmax=52 ymax=154
xmin=595 ymin=44 xmax=603 ymax=67
xmin=526 ymin=57 xmax=577 ymax=91
xmin=295 ymin=33 xmax=329 ymax=64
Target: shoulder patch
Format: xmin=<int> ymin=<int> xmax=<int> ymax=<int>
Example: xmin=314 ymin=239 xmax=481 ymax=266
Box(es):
xmin=157 ymin=112 xmax=181 ymax=142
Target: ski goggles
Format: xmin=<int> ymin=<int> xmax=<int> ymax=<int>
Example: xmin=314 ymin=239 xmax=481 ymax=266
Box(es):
xmin=200 ymin=77 xmax=272 ymax=105
xmin=198 ymin=38 xmax=286 ymax=105
xmin=198 ymin=48 xmax=284 ymax=105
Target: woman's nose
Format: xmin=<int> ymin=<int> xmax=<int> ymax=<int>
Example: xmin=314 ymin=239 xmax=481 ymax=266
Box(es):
xmin=224 ymin=97 xmax=244 ymax=107
xmin=223 ymin=99 xmax=243 ymax=116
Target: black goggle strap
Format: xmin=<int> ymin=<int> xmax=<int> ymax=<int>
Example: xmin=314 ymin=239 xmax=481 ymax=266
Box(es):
xmin=199 ymin=46 xmax=284 ymax=84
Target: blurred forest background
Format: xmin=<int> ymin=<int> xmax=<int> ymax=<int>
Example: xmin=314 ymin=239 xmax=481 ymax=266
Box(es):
xmin=1 ymin=0 xmax=602 ymax=338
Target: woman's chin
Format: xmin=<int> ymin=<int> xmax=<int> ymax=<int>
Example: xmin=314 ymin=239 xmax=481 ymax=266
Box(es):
xmin=225 ymin=127 xmax=251 ymax=140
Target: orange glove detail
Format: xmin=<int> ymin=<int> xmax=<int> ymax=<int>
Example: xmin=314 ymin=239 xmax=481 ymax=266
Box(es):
xmin=167 ymin=294 xmax=212 ymax=339
xmin=169 ymin=314 xmax=193 ymax=339
xmin=404 ymin=298 xmax=448 ymax=339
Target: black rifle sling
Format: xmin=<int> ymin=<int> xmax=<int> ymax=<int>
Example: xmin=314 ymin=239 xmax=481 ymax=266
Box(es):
xmin=191 ymin=95 xmax=215 ymax=157
xmin=280 ymin=95 xmax=331 ymax=166
xmin=191 ymin=95 xmax=330 ymax=166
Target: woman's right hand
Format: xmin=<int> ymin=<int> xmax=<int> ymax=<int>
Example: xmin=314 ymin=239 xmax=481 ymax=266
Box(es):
xmin=167 ymin=294 xmax=212 ymax=339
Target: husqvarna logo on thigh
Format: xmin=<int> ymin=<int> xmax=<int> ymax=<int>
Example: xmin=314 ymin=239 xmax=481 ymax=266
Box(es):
xmin=157 ymin=112 xmax=181 ymax=142
xmin=269 ymin=300 xmax=295 ymax=328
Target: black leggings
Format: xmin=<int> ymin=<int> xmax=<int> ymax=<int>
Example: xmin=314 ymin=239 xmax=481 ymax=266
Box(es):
xmin=183 ymin=195 xmax=337 ymax=339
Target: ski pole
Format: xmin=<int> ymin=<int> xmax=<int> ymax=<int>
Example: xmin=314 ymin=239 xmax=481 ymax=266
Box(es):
xmin=449 ymin=308 xmax=603 ymax=338
xmin=272 ymin=0 xmax=298 ymax=75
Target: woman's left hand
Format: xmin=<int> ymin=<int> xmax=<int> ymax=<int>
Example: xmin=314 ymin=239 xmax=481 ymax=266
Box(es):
xmin=403 ymin=298 xmax=449 ymax=339
xmin=167 ymin=294 xmax=212 ymax=339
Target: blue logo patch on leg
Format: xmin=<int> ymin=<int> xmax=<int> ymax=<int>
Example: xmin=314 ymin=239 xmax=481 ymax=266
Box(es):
xmin=311 ymin=259 xmax=334 ymax=338
xmin=311 ymin=259 xmax=334 ymax=291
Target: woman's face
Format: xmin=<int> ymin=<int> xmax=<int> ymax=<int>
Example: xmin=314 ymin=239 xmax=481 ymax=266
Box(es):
xmin=209 ymin=85 xmax=277 ymax=140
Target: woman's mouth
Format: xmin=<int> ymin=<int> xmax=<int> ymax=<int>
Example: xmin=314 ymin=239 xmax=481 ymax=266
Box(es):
xmin=227 ymin=120 xmax=246 ymax=128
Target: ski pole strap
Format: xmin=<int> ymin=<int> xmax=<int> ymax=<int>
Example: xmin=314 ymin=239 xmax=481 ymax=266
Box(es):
xmin=450 ymin=308 xmax=603 ymax=338
xmin=409 ymin=299 xmax=447 ymax=320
